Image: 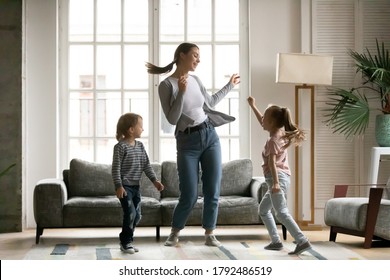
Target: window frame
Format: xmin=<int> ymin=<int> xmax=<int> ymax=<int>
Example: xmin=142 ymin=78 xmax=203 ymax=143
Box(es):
xmin=58 ymin=0 xmax=250 ymax=170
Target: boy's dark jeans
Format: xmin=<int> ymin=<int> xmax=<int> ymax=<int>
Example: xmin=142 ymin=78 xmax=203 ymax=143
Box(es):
xmin=119 ymin=185 xmax=141 ymax=245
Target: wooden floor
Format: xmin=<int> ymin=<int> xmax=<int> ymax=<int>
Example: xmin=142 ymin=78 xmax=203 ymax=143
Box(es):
xmin=1 ymin=225 xmax=389 ymax=260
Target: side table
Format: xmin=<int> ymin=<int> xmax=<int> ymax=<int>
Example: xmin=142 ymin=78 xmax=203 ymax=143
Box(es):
xmin=368 ymin=147 xmax=390 ymax=184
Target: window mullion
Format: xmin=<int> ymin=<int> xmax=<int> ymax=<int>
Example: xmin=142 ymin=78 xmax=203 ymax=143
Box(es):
xmin=121 ymin=0 xmax=125 ymax=115
xmin=211 ymin=0 xmax=216 ymax=93
xmin=60 ymin=0 xmax=70 ymax=173
xmin=64 ymin=0 xmax=246 ymax=164
xmin=93 ymin=0 xmax=98 ymax=162
xmin=151 ymin=0 xmax=160 ymax=161
xmin=238 ymin=0 xmax=250 ymax=159
xmin=184 ymin=0 xmax=188 ymax=41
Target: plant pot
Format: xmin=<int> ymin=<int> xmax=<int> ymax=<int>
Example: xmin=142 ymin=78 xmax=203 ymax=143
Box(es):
xmin=375 ymin=114 xmax=390 ymax=147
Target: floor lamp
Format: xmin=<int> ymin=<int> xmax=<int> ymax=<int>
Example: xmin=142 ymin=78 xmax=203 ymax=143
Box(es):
xmin=276 ymin=53 xmax=333 ymax=229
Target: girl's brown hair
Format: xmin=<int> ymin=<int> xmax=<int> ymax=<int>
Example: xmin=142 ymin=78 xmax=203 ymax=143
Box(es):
xmin=116 ymin=113 xmax=142 ymax=141
xmin=266 ymin=105 xmax=306 ymax=148
xmin=145 ymin=42 xmax=199 ymax=75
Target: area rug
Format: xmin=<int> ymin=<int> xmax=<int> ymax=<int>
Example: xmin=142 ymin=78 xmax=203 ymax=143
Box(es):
xmin=23 ymin=238 xmax=364 ymax=260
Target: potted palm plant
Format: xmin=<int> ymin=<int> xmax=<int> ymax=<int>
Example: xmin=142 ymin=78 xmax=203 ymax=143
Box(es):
xmin=324 ymin=39 xmax=390 ymax=146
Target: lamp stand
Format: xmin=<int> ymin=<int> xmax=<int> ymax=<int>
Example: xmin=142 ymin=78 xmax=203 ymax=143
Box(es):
xmin=294 ymin=84 xmax=322 ymax=230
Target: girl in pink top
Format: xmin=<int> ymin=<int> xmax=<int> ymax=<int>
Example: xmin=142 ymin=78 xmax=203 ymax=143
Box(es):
xmin=248 ymin=96 xmax=312 ymax=255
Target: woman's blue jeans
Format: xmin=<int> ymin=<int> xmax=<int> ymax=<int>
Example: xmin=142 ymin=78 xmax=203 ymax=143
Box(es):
xmin=119 ymin=185 xmax=141 ymax=245
xmin=260 ymin=172 xmax=307 ymax=244
xmin=172 ymin=121 xmax=221 ymax=231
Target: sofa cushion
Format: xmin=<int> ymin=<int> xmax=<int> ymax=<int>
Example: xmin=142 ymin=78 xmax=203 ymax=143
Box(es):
xmin=161 ymin=160 xmax=252 ymax=198
xmin=220 ymin=159 xmax=252 ymax=196
xmin=68 ymin=158 xmax=115 ymax=197
xmin=140 ymin=162 xmax=162 ymax=200
xmin=138 ymin=197 xmax=162 ymax=226
xmin=385 ymin=177 xmax=390 ymax=199
xmin=374 ymin=199 xmax=390 ymax=239
xmin=161 ymin=161 xmax=181 ymax=197
xmin=63 ymin=196 xmax=122 ymax=227
xmin=63 ymin=195 xmax=162 ymax=227
xmin=160 ymin=196 xmax=260 ymax=226
xmin=160 ymin=197 xmax=204 ymax=225
xmin=217 ymin=196 xmax=260 ymax=224
xmin=161 ymin=161 xmax=203 ymax=198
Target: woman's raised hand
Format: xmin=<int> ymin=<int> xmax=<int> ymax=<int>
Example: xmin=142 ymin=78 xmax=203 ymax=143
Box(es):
xmin=230 ymin=73 xmax=240 ymax=86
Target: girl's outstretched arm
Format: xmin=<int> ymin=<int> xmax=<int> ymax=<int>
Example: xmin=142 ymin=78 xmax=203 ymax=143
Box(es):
xmin=247 ymin=96 xmax=264 ymax=126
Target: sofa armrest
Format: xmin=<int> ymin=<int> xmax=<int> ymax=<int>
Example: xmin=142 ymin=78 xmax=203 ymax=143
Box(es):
xmin=33 ymin=178 xmax=68 ymax=228
xmin=250 ymin=176 xmax=265 ymax=202
xmin=332 ymin=184 xmax=385 ymax=230
xmin=329 ymin=183 xmax=386 ymax=248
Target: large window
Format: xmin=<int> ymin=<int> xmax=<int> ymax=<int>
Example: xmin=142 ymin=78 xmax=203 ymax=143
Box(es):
xmin=61 ymin=0 xmax=248 ymax=166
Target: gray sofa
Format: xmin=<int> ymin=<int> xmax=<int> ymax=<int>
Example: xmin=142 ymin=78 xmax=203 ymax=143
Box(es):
xmin=33 ymin=158 xmax=281 ymax=244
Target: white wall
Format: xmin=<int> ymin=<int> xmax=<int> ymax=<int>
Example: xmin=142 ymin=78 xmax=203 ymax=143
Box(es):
xmin=249 ymin=0 xmax=301 ymax=176
xmin=25 ymin=0 xmax=59 ymax=228
xmin=248 ymin=0 xmax=302 ymax=212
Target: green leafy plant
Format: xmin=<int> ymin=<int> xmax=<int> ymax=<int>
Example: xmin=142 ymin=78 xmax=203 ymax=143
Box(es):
xmin=0 ymin=163 xmax=16 ymax=178
xmin=324 ymin=39 xmax=390 ymax=138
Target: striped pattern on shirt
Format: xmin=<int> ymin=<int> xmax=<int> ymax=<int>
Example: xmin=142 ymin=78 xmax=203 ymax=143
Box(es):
xmin=111 ymin=140 xmax=156 ymax=190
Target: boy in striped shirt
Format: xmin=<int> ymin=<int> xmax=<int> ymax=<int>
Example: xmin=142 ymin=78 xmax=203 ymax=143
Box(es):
xmin=112 ymin=113 xmax=164 ymax=254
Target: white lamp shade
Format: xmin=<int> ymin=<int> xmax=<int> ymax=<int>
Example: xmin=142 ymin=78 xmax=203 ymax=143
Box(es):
xmin=276 ymin=53 xmax=334 ymax=85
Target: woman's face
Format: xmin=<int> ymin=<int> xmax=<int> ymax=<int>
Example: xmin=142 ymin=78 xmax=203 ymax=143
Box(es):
xmin=180 ymin=47 xmax=200 ymax=72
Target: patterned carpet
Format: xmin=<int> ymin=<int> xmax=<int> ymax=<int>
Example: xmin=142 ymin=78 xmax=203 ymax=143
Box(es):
xmin=23 ymin=237 xmax=364 ymax=260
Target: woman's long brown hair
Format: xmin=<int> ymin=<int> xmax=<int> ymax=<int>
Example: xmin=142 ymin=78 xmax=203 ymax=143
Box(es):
xmin=145 ymin=42 xmax=199 ymax=75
